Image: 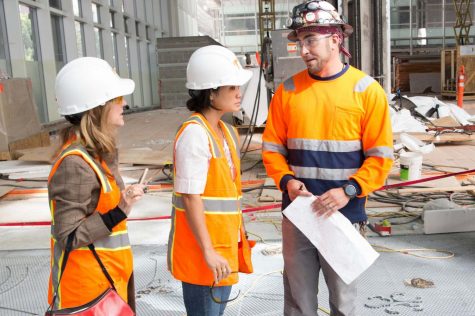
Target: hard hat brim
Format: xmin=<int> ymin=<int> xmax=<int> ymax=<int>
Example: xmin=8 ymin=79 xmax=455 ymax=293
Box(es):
xmin=186 ymin=68 xmax=253 ymax=90
xmin=287 ymin=24 xmax=353 ymax=41
xmin=116 ymin=78 xmax=135 ymax=98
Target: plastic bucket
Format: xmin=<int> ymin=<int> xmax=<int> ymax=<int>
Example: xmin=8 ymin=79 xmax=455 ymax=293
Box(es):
xmin=400 ymin=152 xmax=423 ymax=181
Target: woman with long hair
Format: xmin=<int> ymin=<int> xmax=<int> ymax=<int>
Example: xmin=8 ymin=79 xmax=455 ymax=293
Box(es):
xmin=47 ymin=57 xmax=144 ymax=313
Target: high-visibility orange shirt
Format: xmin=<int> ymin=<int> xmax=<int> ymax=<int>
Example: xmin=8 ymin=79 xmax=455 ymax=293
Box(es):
xmin=263 ymin=65 xmax=393 ymax=223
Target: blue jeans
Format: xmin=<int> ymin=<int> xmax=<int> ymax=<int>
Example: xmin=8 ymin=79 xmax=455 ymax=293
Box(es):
xmin=182 ymin=282 xmax=232 ymax=316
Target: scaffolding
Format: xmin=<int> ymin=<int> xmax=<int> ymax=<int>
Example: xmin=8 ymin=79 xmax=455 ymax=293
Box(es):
xmin=453 ymin=0 xmax=473 ymax=45
xmin=258 ymin=0 xmax=275 ymax=47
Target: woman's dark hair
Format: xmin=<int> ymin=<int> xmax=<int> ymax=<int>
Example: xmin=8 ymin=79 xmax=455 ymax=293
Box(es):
xmin=186 ymin=88 xmax=219 ymax=112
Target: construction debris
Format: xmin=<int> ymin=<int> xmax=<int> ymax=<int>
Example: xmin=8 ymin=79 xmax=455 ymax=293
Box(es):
xmin=404 ymin=278 xmax=435 ymax=288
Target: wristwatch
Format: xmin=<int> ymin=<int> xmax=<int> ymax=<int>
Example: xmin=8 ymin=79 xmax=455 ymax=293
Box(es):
xmin=342 ymin=183 xmax=357 ymax=199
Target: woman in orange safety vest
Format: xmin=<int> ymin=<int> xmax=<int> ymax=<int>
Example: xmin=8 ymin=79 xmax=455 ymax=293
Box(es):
xmin=167 ymin=45 xmax=253 ymax=316
xmin=47 ymin=57 xmax=145 ymax=312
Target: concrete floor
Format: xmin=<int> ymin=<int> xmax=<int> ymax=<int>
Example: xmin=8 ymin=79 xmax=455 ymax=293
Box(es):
xmin=1 ymin=98 xmax=475 ymax=315
xmin=1 ymin=232 xmax=475 ymax=315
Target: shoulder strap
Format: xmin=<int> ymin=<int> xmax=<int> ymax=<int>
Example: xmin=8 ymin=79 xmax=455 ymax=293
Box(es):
xmin=87 ymin=243 xmax=116 ymax=290
xmin=48 ymin=232 xmax=116 ymax=311
xmin=48 ymin=231 xmax=75 ymax=311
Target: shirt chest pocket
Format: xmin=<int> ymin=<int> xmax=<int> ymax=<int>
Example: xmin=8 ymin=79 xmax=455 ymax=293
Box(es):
xmin=332 ymin=105 xmax=363 ymax=139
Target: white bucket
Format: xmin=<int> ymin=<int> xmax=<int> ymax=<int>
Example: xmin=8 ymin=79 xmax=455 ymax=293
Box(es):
xmin=400 ymin=152 xmax=423 ymax=181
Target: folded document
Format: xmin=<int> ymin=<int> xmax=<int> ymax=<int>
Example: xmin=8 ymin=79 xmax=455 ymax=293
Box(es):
xmin=282 ymin=196 xmax=379 ymax=284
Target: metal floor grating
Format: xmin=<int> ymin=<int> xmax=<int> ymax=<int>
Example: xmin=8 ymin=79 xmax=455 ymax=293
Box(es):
xmin=1 ymin=233 xmax=475 ymax=315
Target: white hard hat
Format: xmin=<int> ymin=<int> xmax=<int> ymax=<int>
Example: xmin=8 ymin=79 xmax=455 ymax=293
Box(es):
xmin=55 ymin=57 xmax=135 ymax=115
xmin=186 ymin=45 xmax=252 ymax=90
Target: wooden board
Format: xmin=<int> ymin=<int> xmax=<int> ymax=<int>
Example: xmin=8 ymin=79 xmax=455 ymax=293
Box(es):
xmin=0 ymin=187 xmax=15 ymax=198
xmin=118 ymin=109 xmax=190 ymax=150
xmin=259 ymin=178 xmax=281 ymax=202
xmin=119 ymin=145 xmax=173 ymax=166
xmin=423 ymin=144 xmax=475 ymax=170
xmin=395 ymin=132 xmax=475 ymax=143
xmin=457 ymin=47 xmax=475 ymax=93
xmin=431 ymin=116 xmax=462 ymax=127
xmin=9 ymin=131 xmax=50 ymax=152
xmin=395 ymin=62 xmax=440 ymax=92
xmin=0 ymin=160 xmax=51 ymax=174
xmin=15 ymin=145 xmax=59 ymax=163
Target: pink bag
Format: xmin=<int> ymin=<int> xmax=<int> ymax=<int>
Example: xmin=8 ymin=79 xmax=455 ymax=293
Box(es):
xmin=46 ymin=233 xmax=134 ymax=316
xmin=45 ymin=288 xmax=133 ymax=316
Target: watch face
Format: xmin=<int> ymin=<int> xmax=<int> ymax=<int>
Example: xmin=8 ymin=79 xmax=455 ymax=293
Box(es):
xmin=344 ymin=184 xmax=357 ymax=197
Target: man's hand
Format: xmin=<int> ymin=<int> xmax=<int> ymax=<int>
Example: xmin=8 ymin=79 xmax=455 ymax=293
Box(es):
xmin=287 ymin=179 xmax=313 ymax=201
xmin=203 ymin=248 xmax=231 ymax=284
xmin=312 ymin=188 xmax=350 ymax=218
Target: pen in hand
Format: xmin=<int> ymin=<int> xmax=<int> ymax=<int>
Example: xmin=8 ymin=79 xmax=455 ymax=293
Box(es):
xmin=139 ymin=168 xmax=149 ymax=193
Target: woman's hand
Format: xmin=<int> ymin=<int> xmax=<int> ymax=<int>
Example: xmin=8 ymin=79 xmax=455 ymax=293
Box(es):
xmin=204 ymin=248 xmax=231 ymax=284
xmin=119 ymin=184 xmax=146 ymax=216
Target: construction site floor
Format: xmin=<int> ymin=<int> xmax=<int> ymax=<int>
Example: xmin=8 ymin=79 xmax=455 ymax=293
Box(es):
xmin=1 ymin=102 xmax=475 ymax=315
xmin=1 ymin=232 xmax=475 ymax=316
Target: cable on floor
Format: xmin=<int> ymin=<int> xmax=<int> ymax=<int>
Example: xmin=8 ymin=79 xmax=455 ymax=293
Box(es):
xmin=372 ymin=244 xmax=455 ymax=259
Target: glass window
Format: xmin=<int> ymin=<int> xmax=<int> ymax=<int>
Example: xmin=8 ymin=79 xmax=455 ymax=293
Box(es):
xmin=73 ymin=0 xmax=82 ymax=17
xmin=146 ymin=25 xmax=150 ymax=41
xmin=111 ymin=32 xmax=119 ymax=70
xmin=224 ymin=17 xmax=256 ymax=31
xmin=124 ymin=16 xmax=129 ymax=34
xmin=19 ymin=4 xmax=48 ymax=122
xmin=51 ymin=14 xmax=66 ymax=72
xmin=94 ymin=27 xmax=103 ymax=58
xmin=136 ymin=39 xmax=144 ymax=106
xmin=49 ymin=0 xmax=61 ymax=10
xmin=124 ymin=36 xmax=129 ymax=70
xmin=19 ymin=5 xmax=38 ymax=61
xmin=0 ymin=0 xmax=11 ymax=76
xmin=135 ymin=21 xmax=140 ymax=37
xmin=92 ymin=3 xmax=101 ymax=24
xmin=110 ymin=10 xmax=116 ymax=28
xmin=75 ymin=21 xmax=85 ymax=57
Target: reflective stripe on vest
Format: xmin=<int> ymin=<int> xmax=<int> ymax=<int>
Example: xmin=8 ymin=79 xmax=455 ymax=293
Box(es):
xmin=173 ymin=194 xmax=242 ymax=214
xmin=48 ymin=144 xmax=132 ymax=309
xmin=365 ymin=146 xmax=394 ymax=159
xmin=262 ymin=141 xmax=288 ymax=157
xmin=185 ymin=115 xmax=222 ymax=158
xmin=168 ymin=113 xmax=243 ymax=286
xmin=51 ymin=146 xmax=112 ymax=193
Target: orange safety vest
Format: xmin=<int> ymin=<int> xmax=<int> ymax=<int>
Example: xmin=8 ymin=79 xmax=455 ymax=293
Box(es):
xmin=167 ymin=113 xmax=244 ymax=286
xmin=47 ymin=143 xmax=133 ymax=309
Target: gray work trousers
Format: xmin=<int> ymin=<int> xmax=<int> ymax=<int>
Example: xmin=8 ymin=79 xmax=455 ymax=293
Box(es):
xmin=282 ymin=216 xmax=358 ymax=316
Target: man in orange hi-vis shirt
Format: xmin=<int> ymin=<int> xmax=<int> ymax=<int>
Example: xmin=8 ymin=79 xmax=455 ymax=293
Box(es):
xmin=262 ymin=1 xmax=394 ymax=315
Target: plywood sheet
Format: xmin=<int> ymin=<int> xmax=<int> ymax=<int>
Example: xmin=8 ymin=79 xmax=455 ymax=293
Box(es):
xmin=118 ymin=108 xmax=190 ymax=150
xmin=15 ymin=145 xmax=59 ymax=163
xmin=259 ymin=178 xmax=281 ymax=202
xmin=119 ymin=145 xmax=173 ymax=166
